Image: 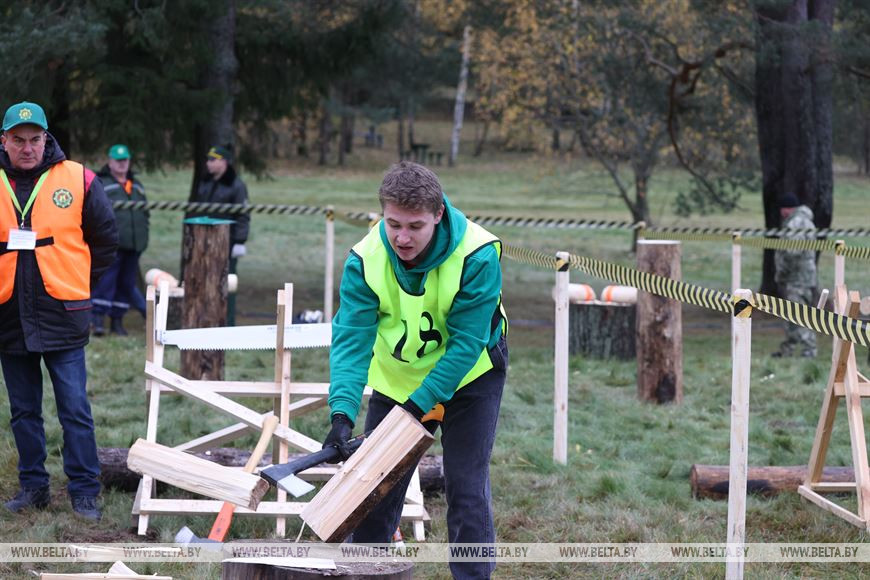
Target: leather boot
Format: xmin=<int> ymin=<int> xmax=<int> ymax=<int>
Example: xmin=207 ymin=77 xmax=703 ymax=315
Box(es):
xmin=4 ymin=487 xmax=50 ymax=512
xmin=110 ymin=317 xmax=128 ymax=336
xmin=71 ymin=495 xmax=102 ymax=521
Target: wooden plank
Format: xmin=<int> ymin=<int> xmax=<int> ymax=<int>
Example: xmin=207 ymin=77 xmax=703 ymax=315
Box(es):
xmin=138 ymin=498 xmax=426 ymax=518
xmin=841 ymin=292 xmax=870 ymax=520
xmin=798 ymin=486 xmax=866 ymax=529
xmin=324 ymin=206 xmax=335 ymax=322
xmin=127 ymin=439 xmax=269 ymax=510
xmin=811 ymin=482 xmax=857 ymax=493
xmin=301 ymin=407 xmax=435 ymax=542
xmin=833 ymin=381 xmax=870 ymax=397
xmin=148 ymin=381 xmax=330 ymax=396
xmin=174 ymin=421 xmax=256 ymax=453
xmin=144 ymin=363 xmax=321 ymax=453
xmin=726 ymin=289 xmax=752 ymax=580
xmin=553 ymin=251 xmax=569 ymax=465
xmin=275 ymin=284 xmax=293 ymax=536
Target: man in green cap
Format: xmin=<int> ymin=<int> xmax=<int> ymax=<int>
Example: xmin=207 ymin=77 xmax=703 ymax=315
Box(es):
xmin=92 ymin=144 xmax=149 ymax=336
xmin=0 ymin=101 xmax=117 ymax=521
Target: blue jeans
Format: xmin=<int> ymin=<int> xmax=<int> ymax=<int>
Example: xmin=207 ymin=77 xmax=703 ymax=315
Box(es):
xmin=92 ymin=249 xmax=146 ymax=318
xmin=0 ymin=348 xmax=101 ymax=497
xmin=352 ymin=337 xmax=508 ymax=580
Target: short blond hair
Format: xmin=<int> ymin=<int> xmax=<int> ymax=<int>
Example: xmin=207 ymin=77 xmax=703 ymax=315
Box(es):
xmin=378 ymin=161 xmax=443 ymax=215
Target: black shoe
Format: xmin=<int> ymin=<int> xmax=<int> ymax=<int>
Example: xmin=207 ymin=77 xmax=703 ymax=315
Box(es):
xmin=91 ymin=316 xmax=105 ymax=337
xmin=4 ymin=487 xmax=50 ymax=512
xmin=110 ymin=318 xmax=128 ymax=336
xmin=71 ymin=495 xmax=102 ymax=521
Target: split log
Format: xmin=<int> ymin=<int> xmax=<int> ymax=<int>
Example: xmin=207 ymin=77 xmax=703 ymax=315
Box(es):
xmin=98 ymin=448 xmax=445 ymax=495
xmin=569 ymin=303 xmax=635 ymax=359
xmin=222 ymin=559 xmax=412 ymax=579
xmin=690 ymin=464 xmax=855 ymax=499
xmin=126 ymin=439 xmax=268 ymax=510
xmin=302 ymin=407 xmax=435 ymax=542
xmin=181 ymin=222 xmax=229 ymax=380
xmin=636 ymin=240 xmax=683 ymax=404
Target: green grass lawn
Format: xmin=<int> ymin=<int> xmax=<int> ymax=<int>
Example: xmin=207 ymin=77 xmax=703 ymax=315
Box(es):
xmin=0 ymin=142 xmax=869 ymax=579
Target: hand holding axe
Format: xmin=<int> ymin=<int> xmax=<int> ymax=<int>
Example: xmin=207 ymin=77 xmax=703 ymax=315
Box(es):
xmin=261 ymin=403 xmax=444 ymax=496
xmin=207 ymin=414 xmax=280 ymax=541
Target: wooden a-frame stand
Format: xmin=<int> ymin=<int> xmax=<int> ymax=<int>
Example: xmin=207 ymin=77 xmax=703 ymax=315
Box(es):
xmin=798 ymin=286 xmax=870 ymax=529
xmin=132 ymin=281 xmax=430 ymax=539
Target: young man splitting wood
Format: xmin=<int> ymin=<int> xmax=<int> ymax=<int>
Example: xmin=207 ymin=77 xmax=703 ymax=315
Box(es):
xmin=324 ymin=161 xmax=508 ymax=579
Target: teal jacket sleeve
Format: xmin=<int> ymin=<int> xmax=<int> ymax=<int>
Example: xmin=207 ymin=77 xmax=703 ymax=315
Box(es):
xmin=408 ymin=243 xmax=503 ymax=413
xmin=328 ymin=253 xmax=379 ymax=423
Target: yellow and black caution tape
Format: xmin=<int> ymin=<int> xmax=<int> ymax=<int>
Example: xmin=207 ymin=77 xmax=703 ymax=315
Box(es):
xmin=333 ymin=209 xmax=372 ymax=228
xmin=642 ymin=230 xmax=733 ymax=244
xmin=735 ymin=237 xmax=839 ymax=252
xmin=503 ymin=243 xmax=870 ymax=347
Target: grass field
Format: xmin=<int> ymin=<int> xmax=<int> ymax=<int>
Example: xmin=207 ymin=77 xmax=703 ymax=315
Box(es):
xmin=1 ymin=127 xmax=869 ymax=578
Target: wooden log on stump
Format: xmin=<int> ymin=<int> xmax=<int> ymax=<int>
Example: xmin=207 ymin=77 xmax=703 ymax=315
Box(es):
xmin=690 ymin=464 xmax=855 ymax=499
xmin=636 ymin=240 xmax=683 ymax=404
xmin=98 ymin=448 xmax=445 ymax=495
xmin=181 ymin=221 xmax=229 ymax=380
xmin=569 ymin=303 xmax=635 ymax=359
xmin=222 ymin=558 xmax=413 ymax=579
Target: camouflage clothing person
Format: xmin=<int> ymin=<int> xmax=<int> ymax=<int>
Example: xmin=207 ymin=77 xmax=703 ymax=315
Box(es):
xmin=773 ymin=193 xmax=817 ymax=358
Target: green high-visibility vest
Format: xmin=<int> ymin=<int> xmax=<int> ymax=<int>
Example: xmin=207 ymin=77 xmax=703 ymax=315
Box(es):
xmin=353 ymin=219 xmax=505 ymax=403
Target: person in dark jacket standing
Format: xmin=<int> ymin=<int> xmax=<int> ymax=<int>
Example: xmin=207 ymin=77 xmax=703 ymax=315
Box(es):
xmin=91 ymin=144 xmax=148 ymax=336
xmin=0 ymin=101 xmax=117 ymax=521
xmin=188 ymin=144 xmax=249 ymax=324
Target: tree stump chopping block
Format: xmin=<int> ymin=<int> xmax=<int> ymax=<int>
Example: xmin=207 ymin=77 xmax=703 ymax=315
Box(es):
xmin=569 ymin=303 xmax=636 ymax=359
xmin=636 ymin=240 xmax=683 ymax=404
xmin=222 ymin=548 xmax=413 ymax=579
xmin=181 ymin=222 xmax=230 ymax=380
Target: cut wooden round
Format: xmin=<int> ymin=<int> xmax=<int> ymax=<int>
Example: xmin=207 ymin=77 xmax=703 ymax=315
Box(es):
xmin=221 ymin=560 xmax=414 ymax=579
xmin=568 ymin=302 xmax=635 ymax=359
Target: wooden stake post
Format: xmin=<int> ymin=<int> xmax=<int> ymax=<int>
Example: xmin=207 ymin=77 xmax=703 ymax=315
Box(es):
xmin=798 ymin=286 xmax=870 ymax=530
xmin=134 ymin=283 xmax=431 ymax=538
xmin=553 ymin=252 xmax=570 ymax=465
xmin=726 ymin=289 xmax=753 ymax=580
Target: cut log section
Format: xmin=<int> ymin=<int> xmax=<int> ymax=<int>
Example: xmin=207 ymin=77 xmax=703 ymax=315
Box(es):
xmin=302 ymin=407 xmax=435 ymax=542
xmin=690 ymin=464 xmax=855 ymax=499
xmin=569 ymin=302 xmax=635 ymax=359
xmin=126 ymin=439 xmax=269 ymax=510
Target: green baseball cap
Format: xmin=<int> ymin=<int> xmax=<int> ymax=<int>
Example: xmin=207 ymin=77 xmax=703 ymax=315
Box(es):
xmin=2 ymin=101 xmax=48 ymax=131
xmin=108 ymin=144 xmax=131 ymax=160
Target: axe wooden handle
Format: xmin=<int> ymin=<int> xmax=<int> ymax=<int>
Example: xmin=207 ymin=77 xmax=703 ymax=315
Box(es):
xmin=208 ymin=415 xmax=280 ymax=541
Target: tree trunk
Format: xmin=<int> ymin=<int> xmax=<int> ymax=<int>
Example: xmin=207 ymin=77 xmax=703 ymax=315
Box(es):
xmin=180 ymin=223 xmax=229 ymax=380
xmin=690 ymin=464 xmax=855 ymax=500
xmin=755 ymin=0 xmax=835 ymax=294
xmin=569 ymin=303 xmax=636 ymax=359
xmin=318 ymin=102 xmax=332 ymax=166
xmin=397 ymin=102 xmax=405 ymax=160
xmin=473 ymin=120 xmax=490 ymax=157
xmin=449 ymin=25 xmax=472 ymax=167
xmin=296 ymin=112 xmax=309 ymax=157
xmin=407 ymin=97 xmax=415 ymax=148
xmin=190 ymin=0 xmax=237 ymax=199
xmin=636 ymin=241 xmax=682 ymax=404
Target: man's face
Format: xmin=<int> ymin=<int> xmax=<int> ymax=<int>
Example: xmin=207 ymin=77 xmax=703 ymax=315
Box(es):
xmin=206 ymin=157 xmax=228 ymax=179
xmin=108 ymin=158 xmax=130 ymax=177
xmin=1 ymin=125 xmax=46 ymax=170
xmin=383 ymin=202 xmax=444 ymax=265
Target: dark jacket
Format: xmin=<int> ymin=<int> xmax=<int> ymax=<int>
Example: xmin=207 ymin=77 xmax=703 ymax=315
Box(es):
xmin=0 ymin=133 xmax=118 ymax=353
xmin=188 ymin=165 xmax=250 ymax=245
xmin=98 ymin=165 xmax=149 ymax=253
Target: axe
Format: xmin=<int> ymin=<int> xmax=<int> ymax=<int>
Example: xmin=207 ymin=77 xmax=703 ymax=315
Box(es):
xmin=260 ymin=403 xmax=444 ymax=497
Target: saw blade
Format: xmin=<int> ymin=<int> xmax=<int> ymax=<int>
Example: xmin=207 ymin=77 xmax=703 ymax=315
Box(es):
xmin=160 ymin=323 xmax=331 ymax=350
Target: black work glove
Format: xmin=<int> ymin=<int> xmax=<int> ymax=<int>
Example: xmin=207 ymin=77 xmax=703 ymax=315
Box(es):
xmin=399 ymin=399 xmax=425 ymax=422
xmin=322 ymin=413 xmax=354 ymax=463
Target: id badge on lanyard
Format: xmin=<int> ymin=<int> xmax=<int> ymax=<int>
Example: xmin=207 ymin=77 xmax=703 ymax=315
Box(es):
xmin=7 ymin=227 xmax=37 ymax=250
